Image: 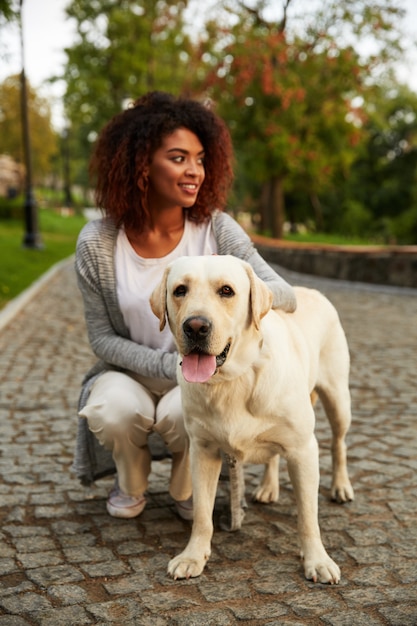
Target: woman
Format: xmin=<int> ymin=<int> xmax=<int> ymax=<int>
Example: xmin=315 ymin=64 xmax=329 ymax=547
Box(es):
xmin=73 ymin=91 xmax=296 ymax=520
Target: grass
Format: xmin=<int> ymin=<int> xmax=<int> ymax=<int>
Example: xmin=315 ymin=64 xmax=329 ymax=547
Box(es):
xmin=0 ymin=208 xmax=87 ymax=310
xmin=283 ymin=231 xmax=380 ymax=246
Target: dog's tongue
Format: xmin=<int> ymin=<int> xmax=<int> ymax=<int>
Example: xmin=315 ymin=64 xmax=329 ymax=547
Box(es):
xmin=182 ymin=353 xmax=217 ymax=383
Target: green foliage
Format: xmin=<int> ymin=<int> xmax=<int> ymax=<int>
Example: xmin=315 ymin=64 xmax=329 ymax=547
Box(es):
xmin=0 ymin=0 xmax=16 ymax=20
xmin=0 ymin=209 xmax=87 ymax=309
xmin=323 ymin=82 xmax=417 ymax=243
xmin=63 ymin=0 xmax=192 ymax=142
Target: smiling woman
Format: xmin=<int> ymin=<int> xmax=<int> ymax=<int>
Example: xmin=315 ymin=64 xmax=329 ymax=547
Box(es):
xmin=73 ymin=91 xmax=297 ymax=525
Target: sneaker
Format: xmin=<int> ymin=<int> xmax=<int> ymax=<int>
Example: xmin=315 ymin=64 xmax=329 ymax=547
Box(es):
xmin=174 ymin=496 xmax=193 ymax=521
xmin=106 ymin=482 xmax=146 ymax=519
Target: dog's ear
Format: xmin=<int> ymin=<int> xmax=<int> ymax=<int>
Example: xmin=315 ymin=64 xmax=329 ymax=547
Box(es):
xmin=150 ymin=266 xmax=170 ymax=331
xmin=245 ymin=264 xmax=273 ymax=330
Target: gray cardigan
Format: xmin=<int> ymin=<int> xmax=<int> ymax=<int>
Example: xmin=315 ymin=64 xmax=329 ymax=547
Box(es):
xmin=73 ymin=212 xmax=296 ymax=484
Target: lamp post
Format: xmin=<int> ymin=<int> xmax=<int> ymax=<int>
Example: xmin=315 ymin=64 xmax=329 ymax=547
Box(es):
xmin=62 ymin=126 xmax=73 ymax=209
xmin=19 ymin=0 xmax=43 ymax=249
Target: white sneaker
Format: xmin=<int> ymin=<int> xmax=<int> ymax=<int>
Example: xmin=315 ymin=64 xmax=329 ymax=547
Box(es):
xmin=106 ymin=482 xmax=146 ymax=519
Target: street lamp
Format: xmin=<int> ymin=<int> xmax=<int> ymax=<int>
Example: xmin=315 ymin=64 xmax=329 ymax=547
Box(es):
xmin=19 ymin=0 xmax=43 ymax=249
xmin=62 ymin=126 xmax=73 ymax=208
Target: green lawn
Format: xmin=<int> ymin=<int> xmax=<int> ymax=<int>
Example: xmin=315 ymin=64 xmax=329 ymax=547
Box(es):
xmin=283 ymin=231 xmax=380 ymax=246
xmin=0 ymin=209 xmax=87 ymax=310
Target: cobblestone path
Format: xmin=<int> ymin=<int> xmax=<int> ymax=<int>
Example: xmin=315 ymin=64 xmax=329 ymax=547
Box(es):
xmin=0 ymin=259 xmax=416 ymax=625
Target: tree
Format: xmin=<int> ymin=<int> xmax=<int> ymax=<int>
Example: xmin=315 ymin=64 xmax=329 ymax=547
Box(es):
xmin=62 ymin=0 xmax=193 ymax=177
xmin=0 ymin=0 xmax=16 ymax=20
xmin=192 ymin=0 xmax=407 ymax=237
xmin=0 ymin=75 xmax=59 ymax=184
xmin=0 ymin=0 xmax=18 ymax=64
xmin=327 ymin=81 xmax=417 ymax=243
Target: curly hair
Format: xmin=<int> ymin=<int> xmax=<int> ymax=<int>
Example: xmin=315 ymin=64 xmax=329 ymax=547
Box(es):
xmin=89 ymin=91 xmax=234 ymax=232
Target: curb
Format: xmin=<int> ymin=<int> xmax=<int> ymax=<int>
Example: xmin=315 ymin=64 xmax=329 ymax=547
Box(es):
xmin=0 ymin=255 xmax=74 ymax=333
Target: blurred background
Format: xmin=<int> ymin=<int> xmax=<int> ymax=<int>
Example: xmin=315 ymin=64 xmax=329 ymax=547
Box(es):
xmin=0 ymin=0 xmax=416 ymax=307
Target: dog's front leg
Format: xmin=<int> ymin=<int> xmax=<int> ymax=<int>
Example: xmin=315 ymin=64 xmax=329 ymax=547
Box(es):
xmin=168 ymin=440 xmax=221 ymax=580
xmin=287 ymin=435 xmax=341 ymax=584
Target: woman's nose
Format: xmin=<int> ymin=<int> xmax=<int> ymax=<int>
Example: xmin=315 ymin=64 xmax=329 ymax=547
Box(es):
xmin=185 ymin=160 xmax=200 ymax=176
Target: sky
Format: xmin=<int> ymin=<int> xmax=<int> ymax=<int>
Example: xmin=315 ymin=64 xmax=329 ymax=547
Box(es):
xmin=1 ymin=0 xmax=417 ymax=131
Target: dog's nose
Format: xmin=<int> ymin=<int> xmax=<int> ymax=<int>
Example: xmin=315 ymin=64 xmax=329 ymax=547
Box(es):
xmin=183 ymin=316 xmax=212 ymax=341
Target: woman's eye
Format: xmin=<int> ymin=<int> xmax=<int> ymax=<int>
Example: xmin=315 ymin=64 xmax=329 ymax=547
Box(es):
xmin=172 ymin=156 xmax=184 ymax=163
xmin=219 ymin=285 xmax=234 ymax=297
xmin=173 ymin=285 xmax=187 ymax=297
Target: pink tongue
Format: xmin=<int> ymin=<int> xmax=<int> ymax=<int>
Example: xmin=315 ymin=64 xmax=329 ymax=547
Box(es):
xmin=182 ymin=353 xmax=217 ymax=383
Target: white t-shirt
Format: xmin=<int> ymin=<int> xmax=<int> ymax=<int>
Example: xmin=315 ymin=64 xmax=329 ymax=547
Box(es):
xmin=115 ymin=219 xmax=217 ymax=352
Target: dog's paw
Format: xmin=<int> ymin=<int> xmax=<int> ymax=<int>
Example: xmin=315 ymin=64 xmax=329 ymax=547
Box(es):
xmin=331 ymin=479 xmax=354 ymax=504
xmin=303 ymin=555 xmax=341 ymax=585
xmin=168 ymin=552 xmax=207 ymax=580
xmin=253 ymin=484 xmax=279 ymax=503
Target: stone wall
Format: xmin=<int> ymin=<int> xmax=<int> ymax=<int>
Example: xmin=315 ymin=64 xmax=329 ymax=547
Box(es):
xmin=251 ymin=234 xmax=417 ymax=289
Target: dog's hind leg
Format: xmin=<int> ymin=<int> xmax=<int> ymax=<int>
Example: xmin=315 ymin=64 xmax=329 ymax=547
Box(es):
xmin=318 ymin=383 xmax=354 ymax=503
xmin=316 ymin=322 xmax=354 ymax=503
xmin=253 ymin=454 xmax=280 ymax=503
xmin=228 ymin=459 xmax=247 ymax=531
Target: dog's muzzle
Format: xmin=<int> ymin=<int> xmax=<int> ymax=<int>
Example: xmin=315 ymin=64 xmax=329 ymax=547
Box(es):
xmin=181 ymin=316 xmax=231 ymax=383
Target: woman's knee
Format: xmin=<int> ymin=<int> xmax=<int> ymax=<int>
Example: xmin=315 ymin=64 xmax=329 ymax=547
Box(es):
xmin=154 ymin=387 xmax=188 ymax=452
xmin=79 ymin=372 xmax=155 ymax=445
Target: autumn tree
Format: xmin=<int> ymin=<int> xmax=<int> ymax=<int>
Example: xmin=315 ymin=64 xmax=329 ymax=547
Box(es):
xmin=193 ymin=0 xmax=407 ymax=237
xmin=0 ymin=75 xmax=59 ymax=184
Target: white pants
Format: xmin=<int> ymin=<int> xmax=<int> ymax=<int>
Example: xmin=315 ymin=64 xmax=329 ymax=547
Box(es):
xmin=78 ymin=371 xmax=192 ymax=501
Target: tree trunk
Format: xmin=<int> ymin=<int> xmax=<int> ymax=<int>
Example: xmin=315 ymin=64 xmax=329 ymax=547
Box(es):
xmin=310 ymin=192 xmax=324 ymax=232
xmin=258 ymin=180 xmax=273 ymax=234
xmin=270 ymin=175 xmax=285 ymax=239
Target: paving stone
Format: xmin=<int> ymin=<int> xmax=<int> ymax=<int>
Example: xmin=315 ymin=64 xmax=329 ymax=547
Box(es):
xmin=321 ymin=610 xmax=386 ymax=626
xmin=26 ymin=564 xmax=85 ymax=586
xmin=140 ymin=590 xmax=199 ymax=613
xmin=80 ymin=560 xmax=131 ymax=577
xmin=102 ymin=572 xmax=153 ymax=595
xmin=0 ymin=591 xmax=53 ymax=615
xmin=47 ymin=583 xmax=89 ymax=605
xmin=36 ymin=605 xmax=92 ymax=626
xmin=62 ymin=546 xmax=115 ymax=563
xmin=230 ymin=601 xmax=288 ymax=620
xmin=16 ymin=548 xmax=65 ymax=569
xmin=168 ymin=609 xmax=236 ymax=625
xmin=87 ymin=598 xmax=157 ymax=622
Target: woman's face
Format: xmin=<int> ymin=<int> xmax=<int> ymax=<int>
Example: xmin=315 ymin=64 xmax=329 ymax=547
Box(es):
xmin=145 ymin=127 xmax=205 ymax=213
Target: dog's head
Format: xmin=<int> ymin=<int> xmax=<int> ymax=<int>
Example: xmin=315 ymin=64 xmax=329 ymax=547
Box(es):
xmin=150 ymin=255 xmax=273 ymax=383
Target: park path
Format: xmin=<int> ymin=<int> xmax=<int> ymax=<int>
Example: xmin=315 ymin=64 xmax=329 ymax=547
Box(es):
xmin=0 ymin=258 xmax=416 ymax=625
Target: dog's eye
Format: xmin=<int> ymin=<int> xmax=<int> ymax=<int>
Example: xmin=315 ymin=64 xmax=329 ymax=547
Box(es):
xmin=173 ymin=285 xmax=187 ymax=297
xmin=219 ymin=285 xmax=234 ymax=298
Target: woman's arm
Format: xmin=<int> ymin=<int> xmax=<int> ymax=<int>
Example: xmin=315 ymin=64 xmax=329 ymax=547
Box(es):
xmin=213 ymin=212 xmax=297 ymax=312
xmin=75 ymin=223 xmax=177 ymax=380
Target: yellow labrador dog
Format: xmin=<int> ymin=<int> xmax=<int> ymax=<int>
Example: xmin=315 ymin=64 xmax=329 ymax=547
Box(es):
xmin=150 ymin=255 xmax=354 ymax=584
